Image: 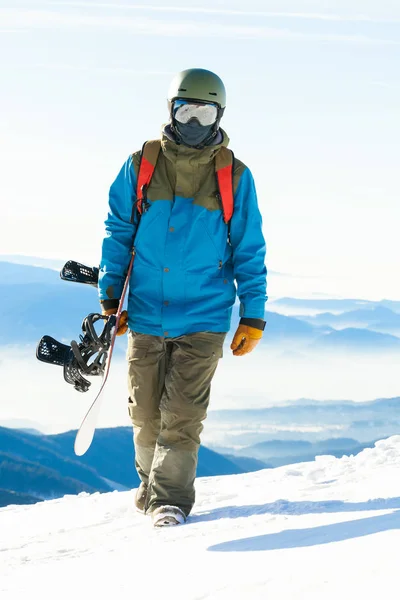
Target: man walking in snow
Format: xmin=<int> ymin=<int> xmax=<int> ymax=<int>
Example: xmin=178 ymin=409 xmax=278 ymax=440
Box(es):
xmin=99 ymin=68 xmax=267 ymax=527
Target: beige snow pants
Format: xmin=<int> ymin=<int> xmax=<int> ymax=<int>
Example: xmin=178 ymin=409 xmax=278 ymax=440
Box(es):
xmin=127 ymin=329 xmax=226 ymax=516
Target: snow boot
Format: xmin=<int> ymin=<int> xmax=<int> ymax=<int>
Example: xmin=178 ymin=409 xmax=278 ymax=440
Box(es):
xmin=151 ymin=505 xmax=187 ymax=527
xmin=134 ymin=482 xmax=148 ymax=513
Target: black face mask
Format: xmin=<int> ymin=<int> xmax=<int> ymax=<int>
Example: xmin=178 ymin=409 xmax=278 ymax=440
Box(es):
xmin=174 ymin=119 xmax=215 ymax=148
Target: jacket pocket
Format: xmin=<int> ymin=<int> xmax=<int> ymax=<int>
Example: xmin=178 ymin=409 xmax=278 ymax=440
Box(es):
xmin=199 ymin=219 xmax=222 ymax=266
xmin=185 ymin=273 xmax=236 ymax=317
xmin=183 ymin=216 xmax=226 ymax=274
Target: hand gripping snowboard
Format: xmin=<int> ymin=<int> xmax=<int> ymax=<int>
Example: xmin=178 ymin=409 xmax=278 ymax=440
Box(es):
xmin=36 ymin=257 xmax=135 ymax=456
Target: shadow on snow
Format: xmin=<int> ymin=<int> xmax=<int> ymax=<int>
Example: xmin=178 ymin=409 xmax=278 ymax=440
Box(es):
xmin=191 ymin=498 xmax=400 ymax=553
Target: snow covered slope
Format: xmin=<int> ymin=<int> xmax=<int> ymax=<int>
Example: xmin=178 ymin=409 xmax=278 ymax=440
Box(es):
xmin=1 ymin=437 xmax=400 ymax=600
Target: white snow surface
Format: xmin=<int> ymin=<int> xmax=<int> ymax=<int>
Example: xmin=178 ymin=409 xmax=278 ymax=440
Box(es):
xmin=2 ymin=437 xmax=400 ymax=600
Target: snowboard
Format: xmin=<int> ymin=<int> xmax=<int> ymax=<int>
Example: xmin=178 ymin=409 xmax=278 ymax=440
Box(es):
xmin=37 ymin=258 xmax=134 ymax=456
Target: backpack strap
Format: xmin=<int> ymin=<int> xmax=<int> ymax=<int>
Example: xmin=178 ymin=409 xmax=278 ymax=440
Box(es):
xmin=136 ymin=140 xmax=235 ymax=225
xmin=136 ymin=140 xmax=162 ymax=215
xmin=215 ymin=146 xmax=234 ymax=224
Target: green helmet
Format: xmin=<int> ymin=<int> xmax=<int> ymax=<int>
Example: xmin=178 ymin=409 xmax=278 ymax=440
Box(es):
xmin=168 ymin=68 xmax=226 ymax=108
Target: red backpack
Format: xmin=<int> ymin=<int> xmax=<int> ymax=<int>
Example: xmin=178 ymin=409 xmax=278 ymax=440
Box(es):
xmin=136 ymin=140 xmax=235 ymax=224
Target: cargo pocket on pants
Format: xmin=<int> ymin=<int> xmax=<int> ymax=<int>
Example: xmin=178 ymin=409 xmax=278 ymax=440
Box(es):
xmin=128 ymin=346 xmax=150 ymax=360
xmin=127 ymin=330 xmax=154 ymax=362
xmin=127 ymin=340 xmax=151 ymax=420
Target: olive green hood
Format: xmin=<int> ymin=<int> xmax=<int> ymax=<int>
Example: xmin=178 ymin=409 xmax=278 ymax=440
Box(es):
xmin=161 ymin=124 xmax=230 ymax=166
xmin=147 ymin=126 xmax=231 ymax=200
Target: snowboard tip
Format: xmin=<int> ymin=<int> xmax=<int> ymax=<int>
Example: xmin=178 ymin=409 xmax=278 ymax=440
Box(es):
xmin=74 ymin=433 xmax=92 ymax=456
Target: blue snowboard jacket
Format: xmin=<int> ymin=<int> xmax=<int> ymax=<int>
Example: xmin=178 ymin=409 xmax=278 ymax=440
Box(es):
xmin=98 ymin=128 xmax=267 ymax=337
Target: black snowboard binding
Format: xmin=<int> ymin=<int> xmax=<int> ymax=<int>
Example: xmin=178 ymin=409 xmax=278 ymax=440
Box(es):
xmin=60 ymin=260 xmax=99 ymax=287
xmin=36 ymin=312 xmax=116 ymax=392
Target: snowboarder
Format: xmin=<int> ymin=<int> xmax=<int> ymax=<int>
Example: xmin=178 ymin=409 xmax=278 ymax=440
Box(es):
xmin=99 ymin=68 xmax=267 ymax=527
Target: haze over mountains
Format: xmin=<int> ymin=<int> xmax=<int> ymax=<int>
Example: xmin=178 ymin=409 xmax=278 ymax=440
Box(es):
xmin=299 ymin=306 xmax=400 ymax=333
xmin=2 ymin=260 xmax=400 ymax=354
xmin=204 ymin=397 xmax=400 ymax=447
xmin=1 ymin=257 xmax=399 ymax=420
xmin=270 ymin=297 xmax=400 ymax=314
xmin=1 ymin=258 xmax=399 ymax=509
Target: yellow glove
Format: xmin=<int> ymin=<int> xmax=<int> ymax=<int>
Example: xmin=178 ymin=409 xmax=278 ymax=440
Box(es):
xmin=230 ymin=324 xmax=263 ymax=356
xmin=102 ymin=308 xmax=129 ymax=336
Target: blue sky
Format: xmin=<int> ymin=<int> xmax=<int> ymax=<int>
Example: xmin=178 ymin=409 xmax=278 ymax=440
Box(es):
xmin=1 ymin=0 xmax=399 ymax=299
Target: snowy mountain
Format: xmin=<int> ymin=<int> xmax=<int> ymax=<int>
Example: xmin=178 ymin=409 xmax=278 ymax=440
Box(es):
xmin=1 ymin=436 xmax=400 ymax=599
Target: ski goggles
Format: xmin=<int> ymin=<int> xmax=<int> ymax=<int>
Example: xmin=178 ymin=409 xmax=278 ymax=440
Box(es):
xmin=173 ymin=99 xmax=219 ymax=126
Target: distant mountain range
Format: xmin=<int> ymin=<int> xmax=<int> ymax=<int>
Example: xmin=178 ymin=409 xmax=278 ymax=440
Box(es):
xmin=0 ymin=422 xmax=388 ymax=506
xmin=1 ymin=261 xmax=400 ymax=354
xmin=297 ymin=306 xmax=400 ymax=335
xmin=0 ymin=263 xmax=97 ymax=345
xmin=309 ymin=328 xmax=400 ymax=352
xmin=1 ymin=423 xmax=385 ymax=509
xmin=0 ymin=426 xmax=267 ymax=508
xmin=230 ymin=437 xmax=376 ymax=468
xmin=205 ymin=397 xmax=400 ymax=448
xmin=0 ymin=255 xmax=65 ymax=271
xmin=270 ymin=297 xmax=400 ymax=314
xmin=0 ymin=255 xmax=288 ymax=279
